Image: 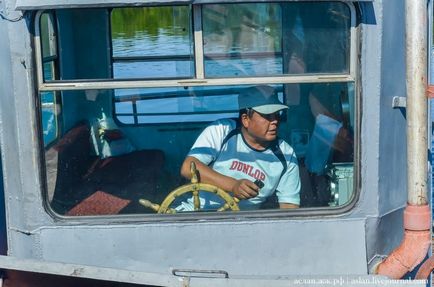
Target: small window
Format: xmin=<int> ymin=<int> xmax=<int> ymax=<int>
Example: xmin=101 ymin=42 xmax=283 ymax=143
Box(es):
xmin=111 ymin=6 xmax=194 ymax=79
xmin=203 ymin=3 xmax=283 ymax=77
xmin=39 ymin=12 xmax=60 ymax=146
xmin=40 ymin=12 xmax=58 ymax=81
xmin=202 ymin=2 xmax=351 ymax=77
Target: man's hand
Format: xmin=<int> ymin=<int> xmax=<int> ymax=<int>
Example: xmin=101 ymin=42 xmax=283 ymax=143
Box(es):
xmin=231 ymin=179 xmax=259 ymax=199
xmin=181 ymin=157 xmax=261 ymax=200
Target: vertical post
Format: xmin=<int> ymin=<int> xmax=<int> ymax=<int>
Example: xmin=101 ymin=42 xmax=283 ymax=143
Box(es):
xmin=193 ymin=5 xmax=204 ymax=79
xmin=406 ymin=0 xmax=428 ymax=205
xmin=376 ymin=7 xmax=431 ymax=278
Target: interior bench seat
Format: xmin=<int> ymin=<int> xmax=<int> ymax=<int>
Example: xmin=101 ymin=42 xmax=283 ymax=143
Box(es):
xmin=46 ymin=123 xmax=166 ymax=215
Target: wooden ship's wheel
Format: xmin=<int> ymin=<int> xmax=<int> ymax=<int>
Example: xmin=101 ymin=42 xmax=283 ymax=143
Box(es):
xmin=139 ymin=162 xmax=239 ymax=213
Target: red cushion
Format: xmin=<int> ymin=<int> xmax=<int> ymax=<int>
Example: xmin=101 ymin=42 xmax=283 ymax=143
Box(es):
xmin=66 ymin=191 xmax=131 ymax=216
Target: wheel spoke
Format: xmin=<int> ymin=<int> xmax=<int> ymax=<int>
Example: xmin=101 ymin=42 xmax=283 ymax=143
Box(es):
xmin=193 ymin=186 xmax=200 ymax=211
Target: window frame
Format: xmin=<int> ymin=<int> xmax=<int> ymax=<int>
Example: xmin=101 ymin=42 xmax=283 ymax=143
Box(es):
xmin=34 ymin=2 xmax=358 ymax=91
xmin=33 ymin=1 xmax=361 ymax=221
xmin=38 ymin=11 xmax=61 ymax=147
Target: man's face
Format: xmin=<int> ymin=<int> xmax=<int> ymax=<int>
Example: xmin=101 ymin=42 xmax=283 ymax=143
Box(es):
xmin=242 ymin=110 xmax=281 ymax=145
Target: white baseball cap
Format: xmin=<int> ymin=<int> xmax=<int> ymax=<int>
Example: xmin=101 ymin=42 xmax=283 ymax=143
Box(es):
xmin=238 ymin=85 xmax=288 ymax=114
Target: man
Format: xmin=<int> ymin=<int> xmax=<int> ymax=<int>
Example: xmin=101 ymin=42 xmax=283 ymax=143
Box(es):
xmin=178 ymin=85 xmax=300 ymax=211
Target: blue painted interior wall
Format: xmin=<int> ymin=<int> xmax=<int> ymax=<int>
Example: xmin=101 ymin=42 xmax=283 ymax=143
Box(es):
xmin=56 ymin=9 xmax=112 ymax=132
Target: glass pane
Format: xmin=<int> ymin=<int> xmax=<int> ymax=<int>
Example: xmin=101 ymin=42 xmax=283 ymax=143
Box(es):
xmin=203 ymin=2 xmax=351 ymax=77
xmin=40 ymin=12 xmax=58 ymax=82
xmin=40 ymin=13 xmax=57 ymax=59
xmin=283 ymin=82 xmax=354 ymax=207
xmin=205 ymin=58 xmax=282 ymax=77
xmin=45 ymin=83 xmax=354 ymax=216
xmin=113 ymin=61 xmax=193 ymax=79
xmin=43 ymin=62 xmax=56 ymax=81
xmin=53 ymin=9 xmax=112 ymax=80
xmin=41 ymin=3 xmax=351 ymax=82
xmin=115 ymin=86 xmax=244 ymax=124
xmin=40 ymin=91 xmax=58 ymax=146
xmin=203 ymin=3 xmax=282 ymax=77
xmin=111 ymin=6 xmax=194 ymax=79
xmin=288 ymin=2 xmax=351 ymax=74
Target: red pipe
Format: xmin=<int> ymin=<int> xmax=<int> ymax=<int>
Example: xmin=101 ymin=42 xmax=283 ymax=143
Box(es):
xmin=415 ymin=256 xmax=434 ymax=279
xmin=376 ymin=205 xmax=431 ymax=279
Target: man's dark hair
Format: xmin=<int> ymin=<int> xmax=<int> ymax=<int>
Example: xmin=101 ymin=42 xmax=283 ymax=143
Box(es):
xmin=238 ymin=108 xmax=254 ymax=121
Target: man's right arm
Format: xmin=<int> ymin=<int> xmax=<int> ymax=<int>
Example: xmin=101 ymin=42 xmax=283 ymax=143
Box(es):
xmin=180 ymin=156 xmax=259 ymax=200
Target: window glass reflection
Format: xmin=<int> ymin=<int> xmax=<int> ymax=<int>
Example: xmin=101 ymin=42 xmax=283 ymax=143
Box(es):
xmin=111 ymin=6 xmax=194 ymax=79
xmin=45 ymin=83 xmax=354 ymax=216
xmin=203 ymin=2 xmax=351 ymax=77
xmin=284 ymin=82 xmax=354 ymax=207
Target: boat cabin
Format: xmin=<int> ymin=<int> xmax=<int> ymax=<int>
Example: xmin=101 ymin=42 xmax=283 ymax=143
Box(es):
xmin=0 ymin=0 xmax=430 ymax=286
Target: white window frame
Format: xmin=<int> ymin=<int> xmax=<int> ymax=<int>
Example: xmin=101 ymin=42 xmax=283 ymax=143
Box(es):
xmin=33 ymin=1 xmax=361 ymax=219
xmin=34 ymin=1 xmax=358 ymax=92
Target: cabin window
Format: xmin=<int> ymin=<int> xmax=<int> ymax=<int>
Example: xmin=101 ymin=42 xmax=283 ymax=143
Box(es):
xmin=36 ymin=2 xmax=357 ymax=218
xmin=111 ymin=6 xmax=194 ymax=79
xmin=39 ymin=12 xmax=60 ymax=146
xmin=202 ymin=3 xmax=350 ymax=77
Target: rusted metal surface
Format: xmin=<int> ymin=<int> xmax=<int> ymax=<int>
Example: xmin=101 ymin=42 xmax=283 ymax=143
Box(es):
xmin=376 ymin=205 xmax=431 ymax=278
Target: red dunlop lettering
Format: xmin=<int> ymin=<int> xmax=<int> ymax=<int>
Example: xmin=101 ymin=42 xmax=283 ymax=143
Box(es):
xmin=229 ymin=160 xmax=266 ymax=181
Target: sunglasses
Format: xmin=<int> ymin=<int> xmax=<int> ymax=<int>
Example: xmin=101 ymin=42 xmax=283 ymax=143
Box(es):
xmin=253 ymin=110 xmax=285 ymax=121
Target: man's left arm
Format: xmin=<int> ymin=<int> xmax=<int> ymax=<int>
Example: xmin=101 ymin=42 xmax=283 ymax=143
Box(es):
xmin=276 ymin=148 xmax=301 ymax=209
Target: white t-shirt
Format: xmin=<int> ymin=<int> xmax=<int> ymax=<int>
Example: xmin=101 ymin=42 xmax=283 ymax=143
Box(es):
xmin=176 ymin=119 xmax=301 ymax=211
